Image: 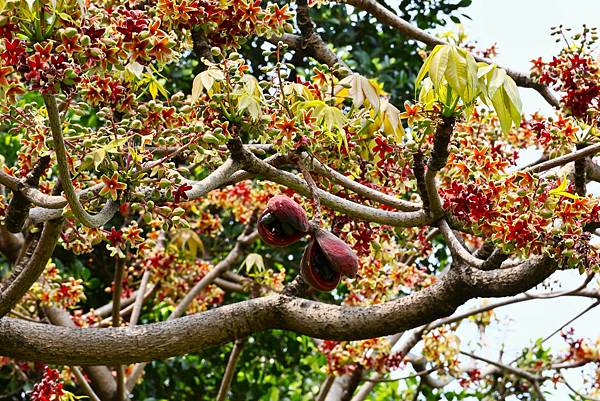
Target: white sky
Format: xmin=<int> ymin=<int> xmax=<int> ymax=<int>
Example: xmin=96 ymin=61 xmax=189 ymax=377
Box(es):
xmin=385 ymin=1 xmax=600 ymax=399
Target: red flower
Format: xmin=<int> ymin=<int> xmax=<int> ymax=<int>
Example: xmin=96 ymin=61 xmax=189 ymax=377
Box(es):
xmin=107 ymin=227 xmax=123 ymax=246
xmin=100 ymin=173 xmax=127 ymax=200
xmin=174 ymin=184 xmax=193 ymax=203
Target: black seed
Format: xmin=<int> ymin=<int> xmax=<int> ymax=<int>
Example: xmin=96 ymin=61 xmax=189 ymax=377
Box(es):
xmin=312 ymin=246 xmax=336 ymax=282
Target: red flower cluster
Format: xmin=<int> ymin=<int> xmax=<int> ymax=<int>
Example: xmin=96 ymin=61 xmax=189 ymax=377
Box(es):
xmin=531 ymin=49 xmax=599 ymax=125
xmin=440 ymin=181 xmax=498 ymax=223
xmin=29 ymin=367 xmax=64 ymax=401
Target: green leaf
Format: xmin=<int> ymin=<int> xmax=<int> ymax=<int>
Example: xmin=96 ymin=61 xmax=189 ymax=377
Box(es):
xmin=429 ymin=45 xmax=451 ymax=92
xmin=549 ymin=177 xmax=581 ymax=200
xmin=238 ymin=95 xmax=261 ymax=120
xmin=335 ymin=73 xmax=381 ymax=113
xmin=444 ymin=46 xmax=467 ymax=99
xmin=92 ymin=147 xmax=105 ymax=169
xmin=486 ymin=67 xmax=507 ymax=99
xmin=149 ymin=80 xmax=158 ymax=99
xmin=491 ymin=86 xmax=512 ymax=133
xmin=415 ymin=44 xmax=445 ymax=94
xmin=502 ymin=75 xmax=522 ymax=126
xmin=242 ymin=253 xmax=265 ymax=272
xmin=464 ymin=51 xmax=479 ymax=102
xmin=191 ymin=69 xmax=225 ymax=100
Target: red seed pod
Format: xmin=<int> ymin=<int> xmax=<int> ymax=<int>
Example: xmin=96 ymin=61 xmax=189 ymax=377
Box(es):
xmin=257 ymin=195 xmax=310 ymax=247
xmin=300 ymin=228 xmax=359 ymax=292
xmin=314 ymin=229 xmax=358 ymax=278
xmin=300 ymin=238 xmax=342 ymax=291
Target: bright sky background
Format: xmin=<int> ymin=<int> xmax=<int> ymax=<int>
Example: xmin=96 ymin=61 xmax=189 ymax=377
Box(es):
xmin=385 ymin=1 xmax=600 ymax=399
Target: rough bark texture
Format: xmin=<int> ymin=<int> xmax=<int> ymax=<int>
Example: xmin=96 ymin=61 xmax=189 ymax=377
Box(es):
xmin=0 ymin=257 xmax=556 ymax=365
xmin=0 ymin=219 xmax=63 ymax=318
xmin=45 ymin=307 xmax=117 ymax=401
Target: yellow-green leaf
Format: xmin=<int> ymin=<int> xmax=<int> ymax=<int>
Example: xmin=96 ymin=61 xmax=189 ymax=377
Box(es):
xmin=415 ymin=44 xmax=445 ymax=94
xmin=549 ymin=177 xmax=581 ymax=200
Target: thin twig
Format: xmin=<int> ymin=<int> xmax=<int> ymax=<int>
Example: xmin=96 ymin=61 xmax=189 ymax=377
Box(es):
xmin=126 ymin=230 xmax=259 ymax=393
xmin=71 ymin=366 xmax=102 ymax=401
xmin=316 ymin=376 xmax=335 ymax=401
xmin=216 ymin=338 xmax=246 ymax=401
xmin=521 ymin=142 xmax=600 ymax=175
xmin=460 ymin=351 xmax=542 ymax=382
xmin=362 ymin=366 xmax=440 ymax=383
xmin=540 ymin=300 xmax=600 ymax=345
xmin=296 ymin=157 xmax=322 ymax=221
xmin=560 ymin=373 xmax=600 ymax=401
xmin=129 ymin=269 xmax=151 ymax=326
xmin=524 ymin=273 xmax=595 ymax=299
xmin=112 ymin=257 xmax=126 ymax=401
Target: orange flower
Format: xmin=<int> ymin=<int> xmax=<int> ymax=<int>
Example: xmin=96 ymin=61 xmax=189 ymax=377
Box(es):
xmin=100 ymin=173 xmax=126 ymax=200
xmin=275 ymin=117 xmax=296 ymax=139
xmin=311 ymin=67 xmax=328 ymax=87
xmin=399 ymin=101 xmax=422 ymax=125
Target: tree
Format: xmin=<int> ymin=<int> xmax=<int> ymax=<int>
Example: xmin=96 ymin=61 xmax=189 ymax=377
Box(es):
xmin=0 ymin=0 xmax=598 ymax=400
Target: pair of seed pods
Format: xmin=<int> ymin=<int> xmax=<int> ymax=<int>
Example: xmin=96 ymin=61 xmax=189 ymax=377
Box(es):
xmin=257 ymin=195 xmax=358 ymax=291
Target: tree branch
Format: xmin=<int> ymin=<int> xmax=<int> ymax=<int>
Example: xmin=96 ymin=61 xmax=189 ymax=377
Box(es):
xmin=227 ymin=138 xmax=430 ymax=227
xmin=340 ymin=0 xmax=560 ymax=108
xmin=521 ymin=142 xmax=600 ymax=175
xmin=44 ymin=306 xmax=117 ymax=401
xmin=111 ymin=257 xmax=126 ymax=401
xmin=42 ymin=94 xmax=117 ymax=227
xmin=71 ymin=366 xmax=102 ymax=401
xmin=0 ymin=219 xmax=63 ymax=318
xmin=0 ymin=256 xmax=557 ymax=365
xmin=4 ymin=155 xmax=50 ymax=233
xmin=216 ymin=338 xmax=246 ymax=401
xmin=129 ymin=269 xmax=151 ymax=327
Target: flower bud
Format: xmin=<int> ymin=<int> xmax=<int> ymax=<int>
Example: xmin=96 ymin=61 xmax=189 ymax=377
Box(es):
xmin=257 ymin=195 xmax=309 ymax=247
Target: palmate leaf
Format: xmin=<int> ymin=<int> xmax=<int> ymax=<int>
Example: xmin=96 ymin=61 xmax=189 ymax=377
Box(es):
xmin=489 ymin=77 xmax=521 ymax=133
xmin=416 ymin=44 xmax=522 ymax=132
xmin=295 ymin=100 xmax=348 ymax=150
xmin=242 ymin=253 xmax=265 ymax=273
xmin=191 ymin=69 xmax=225 ymax=100
xmin=428 ymin=45 xmax=451 ymax=92
xmin=237 ymin=94 xmax=261 ymax=120
xmin=335 ymin=73 xmax=381 ymax=113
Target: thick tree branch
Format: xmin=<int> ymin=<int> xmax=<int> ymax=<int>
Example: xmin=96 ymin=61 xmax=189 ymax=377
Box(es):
xmin=0 ymin=219 xmax=63 ymax=318
xmin=0 ymin=256 xmax=557 ymax=365
xmin=268 ymin=0 xmax=347 ymax=70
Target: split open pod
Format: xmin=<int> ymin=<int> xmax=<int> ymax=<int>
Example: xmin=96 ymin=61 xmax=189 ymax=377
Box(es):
xmin=300 ymin=228 xmax=358 ymax=292
xmin=257 ymin=195 xmax=358 ymax=292
xmin=257 ymin=195 xmax=310 ymax=247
